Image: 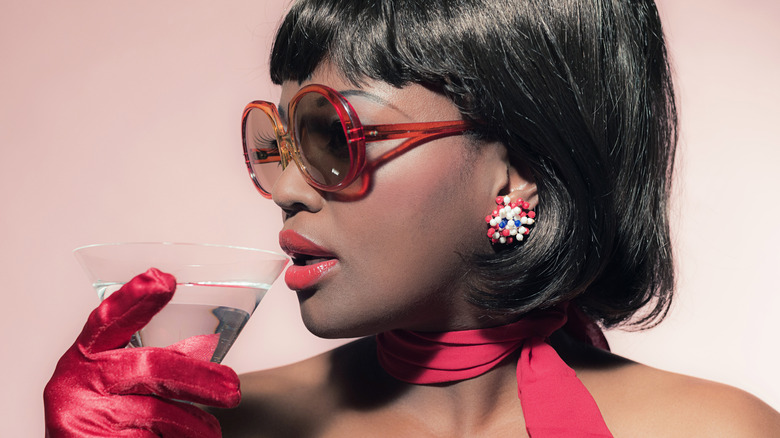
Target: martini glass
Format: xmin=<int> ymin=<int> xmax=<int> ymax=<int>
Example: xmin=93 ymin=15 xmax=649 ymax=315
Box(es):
xmin=74 ymin=242 xmax=288 ymax=363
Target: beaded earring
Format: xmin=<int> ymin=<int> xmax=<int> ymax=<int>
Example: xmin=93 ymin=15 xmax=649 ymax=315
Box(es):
xmin=485 ymin=195 xmax=536 ymax=245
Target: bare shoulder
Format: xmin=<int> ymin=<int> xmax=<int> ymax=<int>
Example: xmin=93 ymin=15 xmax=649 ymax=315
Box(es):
xmin=667 ymin=372 xmax=780 ymax=436
xmin=211 ymin=337 xmax=388 ymax=438
xmin=622 ymin=364 xmax=780 ymax=437
xmin=212 ymin=347 xmax=337 ymax=438
xmin=567 ymin=342 xmax=780 ymax=437
xmin=212 ymin=334 xmax=780 ymax=437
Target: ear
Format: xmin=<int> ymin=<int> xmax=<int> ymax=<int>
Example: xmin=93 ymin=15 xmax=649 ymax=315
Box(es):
xmin=482 ymin=141 xmax=537 ymax=209
xmin=501 ymin=160 xmax=538 ymax=209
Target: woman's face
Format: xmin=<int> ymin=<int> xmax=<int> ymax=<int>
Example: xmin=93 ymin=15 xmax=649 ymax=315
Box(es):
xmin=272 ymin=63 xmax=514 ymax=337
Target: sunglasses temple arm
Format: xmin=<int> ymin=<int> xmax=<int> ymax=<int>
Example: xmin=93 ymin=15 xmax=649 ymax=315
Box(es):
xmin=370 ymin=131 xmax=465 ymax=168
xmin=365 ymin=122 xmax=471 ymax=142
xmin=342 ymin=130 xmax=463 ymax=200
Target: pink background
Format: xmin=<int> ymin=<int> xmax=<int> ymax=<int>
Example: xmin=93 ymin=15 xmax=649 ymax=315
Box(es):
xmin=1 ymin=1 xmax=778 ymax=435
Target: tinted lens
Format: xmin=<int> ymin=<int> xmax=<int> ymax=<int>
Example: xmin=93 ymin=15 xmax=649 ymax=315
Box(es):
xmin=244 ymin=107 xmax=283 ymax=194
xmin=293 ymin=92 xmax=351 ymax=187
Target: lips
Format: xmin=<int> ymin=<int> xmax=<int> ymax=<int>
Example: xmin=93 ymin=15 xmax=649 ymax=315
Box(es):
xmin=279 ymin=229 xmax=339 ymax=290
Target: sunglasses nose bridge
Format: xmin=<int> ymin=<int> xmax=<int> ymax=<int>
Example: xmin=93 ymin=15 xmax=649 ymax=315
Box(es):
xmin=274 ymin=131 xmax=295 ymax=166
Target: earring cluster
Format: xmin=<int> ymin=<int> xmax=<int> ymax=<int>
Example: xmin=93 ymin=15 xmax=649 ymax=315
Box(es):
xmin=485 ymin=195 xmax=536 ymax=245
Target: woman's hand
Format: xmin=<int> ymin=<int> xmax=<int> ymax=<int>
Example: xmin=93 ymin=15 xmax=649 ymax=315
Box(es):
xmin=43 ymin=268 xmax=240 ymax=437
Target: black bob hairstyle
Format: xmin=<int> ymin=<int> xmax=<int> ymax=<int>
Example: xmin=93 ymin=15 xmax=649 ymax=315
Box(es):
xmin=269 ymin=0 xmax=678 ymax=329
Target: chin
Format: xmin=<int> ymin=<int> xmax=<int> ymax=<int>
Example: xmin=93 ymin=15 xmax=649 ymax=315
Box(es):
xmin=300 ymin=317 xmax=371 ymax=339
xmin=297 ymin=302 xmax=388 ymax=340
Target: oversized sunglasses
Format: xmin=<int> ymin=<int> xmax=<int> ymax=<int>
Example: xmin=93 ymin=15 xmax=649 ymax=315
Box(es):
xmin=242 ymin=84 xmax=472 ymax=199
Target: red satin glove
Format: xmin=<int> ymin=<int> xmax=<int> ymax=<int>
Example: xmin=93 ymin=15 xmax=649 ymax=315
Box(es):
xmin=44 ymin=268 xmax=241 ymax=437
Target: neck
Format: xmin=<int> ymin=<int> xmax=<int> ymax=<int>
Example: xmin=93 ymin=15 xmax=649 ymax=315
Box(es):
xmin=373 ymin=307 xmax=568 ymax=434
xmin=376 ymin=306 xmax=568 ymax=385
xmin=387 ymin=346 xmax=527 ymax=436
xmin=371 ymin=304 xmax=613 ymax=437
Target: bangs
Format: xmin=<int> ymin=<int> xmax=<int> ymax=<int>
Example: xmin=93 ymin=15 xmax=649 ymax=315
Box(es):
xmin=269 ymin=0 xmax=480 ymax=90
xmin=271 ymin=0 xmax=400 ymax=86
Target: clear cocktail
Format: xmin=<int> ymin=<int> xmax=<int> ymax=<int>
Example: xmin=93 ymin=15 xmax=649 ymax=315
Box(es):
xmin=74 ymin=242 xmax=288 ymax=363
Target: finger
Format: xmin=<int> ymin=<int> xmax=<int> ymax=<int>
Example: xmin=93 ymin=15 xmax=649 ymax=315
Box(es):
xmin=44 ymin=395 xmax=166 ymax=438
xmin=110 ymin=431 xmax=158 ymax=438
xmin=47 ymin=424 xmax=160 ymax=438
xmin=107 ymin=395 xmax=222 ymax=438
xmin=116 ymin=397 xmax=222 ymax=438
xmin=78 ymin=268 xmax=176 ymax=354
xmin=140 ymin=398 xmax=222 ymax=438
xmin=86 ymin=427 xmax=159 ymax=438
xmin=166 ymin=333 xmax=221 ymax=363
xmin=98 ymin=347 xmax=241 ymax=407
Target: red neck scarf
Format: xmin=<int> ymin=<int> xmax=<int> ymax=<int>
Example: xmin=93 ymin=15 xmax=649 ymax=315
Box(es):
xmin=375 ymin=305 xmax=613 ymax=437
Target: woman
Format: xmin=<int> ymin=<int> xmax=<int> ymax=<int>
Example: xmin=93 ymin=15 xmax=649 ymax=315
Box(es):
xmin=44 ymin=0 xmax=780 ymax=436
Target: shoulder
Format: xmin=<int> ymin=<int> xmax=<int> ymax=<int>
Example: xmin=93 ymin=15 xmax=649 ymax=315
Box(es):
xmin=565 ymin=341 xmax=780 ymax=437
xmin=628 ymin=366 xmax=780 ymax=437
xmin=671 ymin=374 xmax=780 ymax=437
xmin=212 ymin=337 xmax=385 ymax=438
xmin=212 ymin=347 xmax=336 ymax=438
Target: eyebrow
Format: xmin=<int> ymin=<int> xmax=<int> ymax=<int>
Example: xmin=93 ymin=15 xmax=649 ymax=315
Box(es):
xmin=340 ymin=89 xmax=390 ymax=106
xmin=340 ymin=90 xmax=410 ymax=118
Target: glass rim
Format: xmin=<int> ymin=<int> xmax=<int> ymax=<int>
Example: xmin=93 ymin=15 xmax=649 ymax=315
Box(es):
xmin=73 ymin=241 xmax=288 ymax=259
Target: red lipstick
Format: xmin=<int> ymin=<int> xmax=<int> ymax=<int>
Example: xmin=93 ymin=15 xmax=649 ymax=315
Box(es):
xmin=279 ymin=229 xmax=339 ymax=290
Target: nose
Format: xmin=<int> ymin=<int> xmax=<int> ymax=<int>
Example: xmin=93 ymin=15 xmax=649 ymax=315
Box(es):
xmin=272 ymin=157 xmax=323 ymax=216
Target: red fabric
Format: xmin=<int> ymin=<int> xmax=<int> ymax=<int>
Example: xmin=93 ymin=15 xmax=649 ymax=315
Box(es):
xmin=563 ymin=305 xmax=610 ymax=351
xmin=44 ymin=268 xmax=240 ymax=438
xmin=376 ymin=304 xmax=613 ymax=437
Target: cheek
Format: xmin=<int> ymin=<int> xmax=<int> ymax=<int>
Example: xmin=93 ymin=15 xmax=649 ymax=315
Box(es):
xmin=369 ymin=139 xmax=481 ymax=212
xmin=373 ymin=145 xmax=471 ymax=231
xmin=299 ymin=140 xmax=500 ymax=335
xmin=345 ymin=142 xmax=491 ymax=290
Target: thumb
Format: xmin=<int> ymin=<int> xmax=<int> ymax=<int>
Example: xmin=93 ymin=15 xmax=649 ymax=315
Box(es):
xmin=77 ymin=267 xmax=176 ymax=354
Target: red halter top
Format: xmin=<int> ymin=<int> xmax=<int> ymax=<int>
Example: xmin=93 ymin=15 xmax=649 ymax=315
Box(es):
xmin=375 ymin=304 xmax=613 ymax=437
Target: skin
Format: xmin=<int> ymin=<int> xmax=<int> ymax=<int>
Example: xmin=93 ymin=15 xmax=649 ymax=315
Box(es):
xmin=272 ymin=62 xmax=526 ymax=337
xmin=211 ymin=63 xmax=780 ymax=437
